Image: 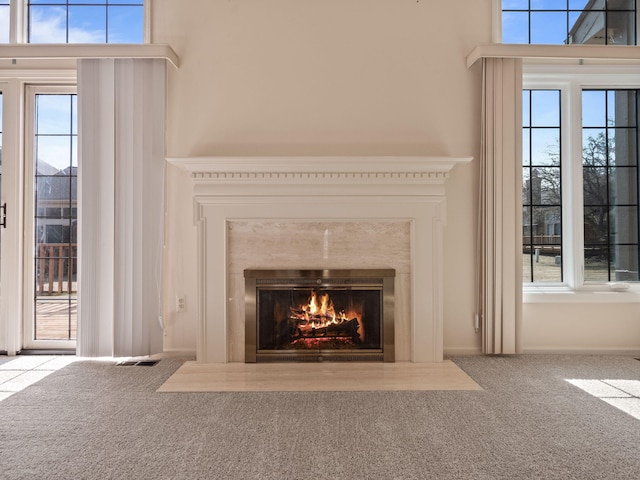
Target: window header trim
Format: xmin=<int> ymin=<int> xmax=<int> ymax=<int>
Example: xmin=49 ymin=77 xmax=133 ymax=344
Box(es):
xmin=0 ymin=43 xmax=178 ymax=68
xmin=467 ymin=44 xmax=640 ymax=68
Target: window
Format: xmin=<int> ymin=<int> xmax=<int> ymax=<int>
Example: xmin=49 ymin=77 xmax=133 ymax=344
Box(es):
xmin=582 ymin=89 xmax=640 ymax=281
xmin=1 ymin=1 xmax=145 ymax=43
xmin=523 ymin=71 xmax=640 ymax=286
xmin=502 ymin=0 xmax=637 ymax=45
xmin=0 ymin=1 xmax=8 ymax=43
xmin=32 ymin=92 xmax=77 ymax=341
xmin=522 ymin=89 xmax=563 ymax=282
xmin=28 ymin=0 xmax=143 ymax=43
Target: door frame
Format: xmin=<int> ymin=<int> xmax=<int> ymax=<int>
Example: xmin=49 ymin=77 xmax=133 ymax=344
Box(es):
xmin=0 ymin=79 xmax=24 ymax=355
xmin=0 ymin=71 xmax=77 ymax=354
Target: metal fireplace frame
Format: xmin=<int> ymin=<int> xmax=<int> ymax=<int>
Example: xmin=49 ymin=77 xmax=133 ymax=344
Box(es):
xmin=244 ymin=269 xmax=395 ymax=362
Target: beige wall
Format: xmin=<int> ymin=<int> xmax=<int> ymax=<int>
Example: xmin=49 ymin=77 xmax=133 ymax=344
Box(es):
xmin=524 ymin=302 xmax=640 ymax=353
xmin=152 ymin=0 xmax=639 ymax=356
xmin=153 ymin=0 xmax=490 ymax=354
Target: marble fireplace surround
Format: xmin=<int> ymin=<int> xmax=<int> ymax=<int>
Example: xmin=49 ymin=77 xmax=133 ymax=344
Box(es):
xmin=168 ymin=156 xmax=471 ymax=363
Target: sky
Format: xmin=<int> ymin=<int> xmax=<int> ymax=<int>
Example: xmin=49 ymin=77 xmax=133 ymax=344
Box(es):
xmin=35 ymin=94 xmax=77 ymax=172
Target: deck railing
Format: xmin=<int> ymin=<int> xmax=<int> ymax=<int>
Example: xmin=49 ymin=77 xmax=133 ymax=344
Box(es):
xmin=36 ymin=243 xmax=78 ymax=295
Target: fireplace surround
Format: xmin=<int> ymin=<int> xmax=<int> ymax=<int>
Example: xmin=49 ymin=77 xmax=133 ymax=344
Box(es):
xmin=167 ymin=156 xmax=471 ymax=363
xmin=245 ymin=268 xmax=395 ymax=362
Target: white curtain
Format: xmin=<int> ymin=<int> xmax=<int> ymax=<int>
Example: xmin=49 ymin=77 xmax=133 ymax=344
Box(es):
xmin=476 ymin=57 xmax=523 ymax=355
xmin=76 ymin=58 xmax=166 ymax=357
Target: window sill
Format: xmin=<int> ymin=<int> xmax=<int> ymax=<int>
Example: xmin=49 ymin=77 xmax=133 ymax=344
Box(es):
xmin=524 ymin=283 xmax=640 ymax=303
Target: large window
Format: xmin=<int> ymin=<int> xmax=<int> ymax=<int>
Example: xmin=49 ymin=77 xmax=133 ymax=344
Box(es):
xmin=522 ymin=77 xmax=640 ymax=286
xmin=502 ymin=0 xmax=637 ymax=45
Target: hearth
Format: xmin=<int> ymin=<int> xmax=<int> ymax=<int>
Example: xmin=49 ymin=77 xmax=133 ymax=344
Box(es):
xmin=245 ymin=269 xmax=395 ymax=362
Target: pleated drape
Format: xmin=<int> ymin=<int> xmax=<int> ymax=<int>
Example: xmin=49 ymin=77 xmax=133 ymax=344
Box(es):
xmin=476 ymin=57 xmax=523 ymax=355
xmin=76 ymin=58 xmax=166 ymax=357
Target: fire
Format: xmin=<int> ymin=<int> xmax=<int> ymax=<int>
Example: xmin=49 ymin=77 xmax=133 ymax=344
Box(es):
xmin=304 ymin=292 xmax=346 ymax=326
xmin=289 ymin=290 xmax=365 ymax=342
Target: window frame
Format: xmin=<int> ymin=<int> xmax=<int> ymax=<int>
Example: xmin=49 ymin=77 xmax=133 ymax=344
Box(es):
xmin=523 ymin=63 xmax=640 ymax=302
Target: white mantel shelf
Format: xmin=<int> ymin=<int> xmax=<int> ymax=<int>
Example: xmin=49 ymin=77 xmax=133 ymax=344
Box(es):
xmin=168 ymin=156 xmax=471 ymax=174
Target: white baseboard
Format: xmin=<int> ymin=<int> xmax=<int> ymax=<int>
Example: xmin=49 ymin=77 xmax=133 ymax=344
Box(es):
xmin=157 ymin=349 xmax=197 ymax=359
xmin=523 ymin=347 xmax=640 ymax=356
xmin=443 ymin=347 xmax=483 ymax=357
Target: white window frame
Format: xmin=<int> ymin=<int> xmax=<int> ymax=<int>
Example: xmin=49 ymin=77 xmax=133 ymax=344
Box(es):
xmin=523 ymin=63 xmax=640 ymax=303
xmin=3 ymin=0 xmax=149 ymax=44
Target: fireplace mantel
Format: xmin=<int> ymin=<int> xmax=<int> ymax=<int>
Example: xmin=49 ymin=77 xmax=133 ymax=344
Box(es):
xmin=167 ymin=156 xmax=468 ymax=191
xmin=168 ymin=156 xmax=472 ymax=363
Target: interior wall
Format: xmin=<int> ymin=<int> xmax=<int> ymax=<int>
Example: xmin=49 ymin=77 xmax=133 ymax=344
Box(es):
xmin=152 ymin=0 xmax=491 ymax=354
xmin=524 ymin=302 xmax=640 ymax=353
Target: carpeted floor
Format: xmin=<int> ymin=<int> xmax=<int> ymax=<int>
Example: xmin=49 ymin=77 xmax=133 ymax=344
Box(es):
xmin=0 ymin=354 xmax=639 ymax=479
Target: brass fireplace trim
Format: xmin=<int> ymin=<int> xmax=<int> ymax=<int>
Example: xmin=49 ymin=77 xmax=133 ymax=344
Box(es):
xmin=244 ymin=269 xmax=395 ymax=363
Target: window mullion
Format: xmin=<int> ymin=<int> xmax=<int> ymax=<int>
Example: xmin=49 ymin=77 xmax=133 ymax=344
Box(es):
xmin=9 ymin=0 xmax=24 ymax=44
xmin=566 ymin=81 xmax=585 ymax=289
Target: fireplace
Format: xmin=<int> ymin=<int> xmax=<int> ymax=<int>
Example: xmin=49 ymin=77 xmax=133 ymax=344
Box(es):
xmin=245 ymin=269 xmax=395 ymax=362
xmin=167 ymin=155 xmax=472 ymax=363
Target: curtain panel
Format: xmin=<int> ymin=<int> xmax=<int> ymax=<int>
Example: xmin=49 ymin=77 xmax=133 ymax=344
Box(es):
xmin=476 ymin=57 xmax=523 ymax=354
xmin=76 ymin=58 xmax=165 ymax=357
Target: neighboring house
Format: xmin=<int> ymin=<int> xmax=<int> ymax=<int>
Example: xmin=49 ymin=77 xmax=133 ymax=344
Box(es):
xmin=35 ymin=164 xmax=77 ymax=245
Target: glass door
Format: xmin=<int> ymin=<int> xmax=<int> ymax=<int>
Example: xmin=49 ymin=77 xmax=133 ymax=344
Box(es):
xmin=23 ymin=86 xmax=77 ymax=350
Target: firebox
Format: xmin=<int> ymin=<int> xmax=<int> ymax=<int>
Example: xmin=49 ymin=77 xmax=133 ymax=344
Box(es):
xmin=244 ymin=269 xmax=395 ymax=362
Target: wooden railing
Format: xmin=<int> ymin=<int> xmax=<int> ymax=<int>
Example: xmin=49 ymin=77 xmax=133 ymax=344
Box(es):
xmin=37 ymin=243 xmax=77 ymax=295
xmin=523 ymin=235 xmax=562 ymax=255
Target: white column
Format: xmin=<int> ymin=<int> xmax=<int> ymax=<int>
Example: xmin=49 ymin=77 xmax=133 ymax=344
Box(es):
xmin=77 ymin=58 xmax=165 ymax=357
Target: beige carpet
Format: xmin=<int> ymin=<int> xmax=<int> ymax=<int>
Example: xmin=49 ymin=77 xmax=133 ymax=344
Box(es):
xmin=157 ymin=360 xmax=483 ymax=392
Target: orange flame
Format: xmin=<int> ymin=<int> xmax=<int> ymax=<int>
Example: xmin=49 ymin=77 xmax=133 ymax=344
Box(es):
xmin=297 ymin=291 xmax=364 ymax=341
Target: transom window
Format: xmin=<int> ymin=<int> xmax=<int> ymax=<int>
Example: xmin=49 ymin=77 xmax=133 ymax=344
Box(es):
xmin=28 ymin=1 xmax=144 ymax=43
xmin=502 ymin=0 xmax=637 ymax=45
xmin=0 ymin=0 xmax=145 ymax=43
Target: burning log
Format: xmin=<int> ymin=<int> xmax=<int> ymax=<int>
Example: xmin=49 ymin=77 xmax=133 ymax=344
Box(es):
xmin=283 ymin=290 xmax=365 ymax=346
xmin=291 ymin=317 xmax=361 ymax=344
